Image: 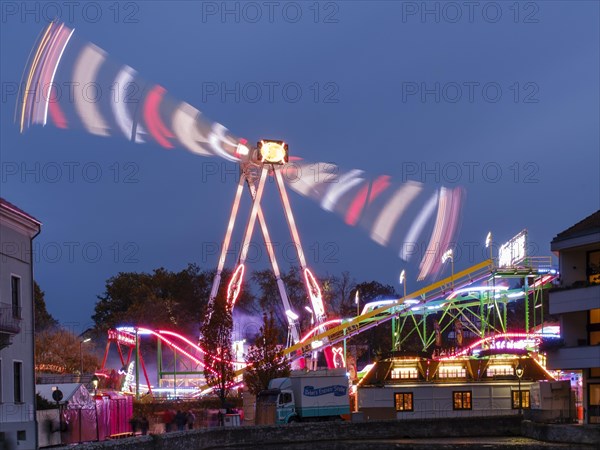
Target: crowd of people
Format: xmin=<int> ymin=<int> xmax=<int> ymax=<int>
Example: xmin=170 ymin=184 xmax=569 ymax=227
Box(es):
xmin=130 ymin=407 xmax=245 ymax=434
xmin=162 ymin=409 xmax=196 ymax=432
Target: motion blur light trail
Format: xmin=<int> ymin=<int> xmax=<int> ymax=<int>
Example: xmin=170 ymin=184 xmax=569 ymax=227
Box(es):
xmin=18 ymin=21 xmax=464 ymax=280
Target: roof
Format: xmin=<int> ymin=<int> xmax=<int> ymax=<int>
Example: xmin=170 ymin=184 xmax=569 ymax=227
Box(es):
xmin=552 ymin=210 xmax=600 ymax=244
xmin=0 ymin=197 xmax=41 ymax=225
xmin=36 ymin=383 xmax=90 ymax=405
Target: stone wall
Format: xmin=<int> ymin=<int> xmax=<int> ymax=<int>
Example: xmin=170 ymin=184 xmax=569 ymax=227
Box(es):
xmin=52 ymin=416 xmax=522 ymax=449
xmin=521 ymin=420 xmax=600 ymax=445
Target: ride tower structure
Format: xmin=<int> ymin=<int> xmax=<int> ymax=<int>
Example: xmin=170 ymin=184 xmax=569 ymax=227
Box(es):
xmin=207 ymin=140 xmax=334 ymax=369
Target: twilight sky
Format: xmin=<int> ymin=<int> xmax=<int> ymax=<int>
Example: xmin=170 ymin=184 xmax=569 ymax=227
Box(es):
xmin=1 ymin=1 xmax=598 ymax=333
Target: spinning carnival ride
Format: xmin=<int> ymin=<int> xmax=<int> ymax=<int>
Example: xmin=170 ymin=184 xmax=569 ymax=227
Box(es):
xmin=18 ymin=22 xmax=559 ymax=396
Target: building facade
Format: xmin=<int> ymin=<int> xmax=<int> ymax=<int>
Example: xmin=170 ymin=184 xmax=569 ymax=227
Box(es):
xmin=546 ymin=210 xmax=600 ymax=424
xmin=0 ymin=198 xmax=41 ymax=449
xmin=357 ymin=351 xmax=559 ymax=421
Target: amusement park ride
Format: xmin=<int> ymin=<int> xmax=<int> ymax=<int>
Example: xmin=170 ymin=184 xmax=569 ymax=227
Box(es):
xmin=19 ymin=22 xmax=560 ymax=397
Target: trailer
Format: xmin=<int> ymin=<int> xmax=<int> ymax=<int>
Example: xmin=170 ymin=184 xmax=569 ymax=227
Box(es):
xmin=256 ymin=369 xmax=350 ymax=424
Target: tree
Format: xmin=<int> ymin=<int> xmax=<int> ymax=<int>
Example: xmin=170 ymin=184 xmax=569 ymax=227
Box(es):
xmin=92 ymin=264 xmax=212 ymax=336
xmin=34 ymin=281 xmax=58 ymax=331
xmin=243 ymin=312 xmax=290 ymax=395
xmin=199 ymin=291 xmax=235 ymax=407
xmin=35 ymin=328 xmax=100 ymax=374
xmin=323 ymin=271 xmax=356 ymax=317
xmin=348 ymin=281 xmax=398 ymax=359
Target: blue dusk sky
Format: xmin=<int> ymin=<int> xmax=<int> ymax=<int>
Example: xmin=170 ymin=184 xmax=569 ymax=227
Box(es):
xmin=0 ymin=1 xmax=598 ymax=332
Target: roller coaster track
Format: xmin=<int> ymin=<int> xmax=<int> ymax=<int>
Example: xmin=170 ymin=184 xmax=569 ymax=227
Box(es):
xmin=112 ymin=258 xmax=556 ymax=393
xmin=222 ymin=258 xmax=557 ymax=383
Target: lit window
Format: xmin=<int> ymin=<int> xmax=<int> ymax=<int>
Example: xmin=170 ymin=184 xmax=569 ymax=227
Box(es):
xmin=394 ymin=392 xmax=413 ymax=411
xmin=587 ymin=250 xmax=600 ymax=284
xmin=453 ymin=391 xmax=472 ymax=410
xmin=391 ymin=367 xmax=418 ymax=379
xmin=512 ymin=390 xmax=530 ymax=409
xmin=439 ymin=366 xmax=466 ymax=378
xmin=487 ymin=365 xmax=514 ymax=377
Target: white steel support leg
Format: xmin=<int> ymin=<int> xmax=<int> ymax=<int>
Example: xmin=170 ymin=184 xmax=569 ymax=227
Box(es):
xmin=224 ymin=166 xmax=269 ymax=308
xmin=275 ymin=166 xmax=335 ymax=369
xmin=274 ymin=168 xmax=308 ymax=269
xmin=209 ymin=171 xmax=246 ymax=304
xmin=238 ymin=166 xmax=269 ymax=265
xmin=247 ymin=181 xmax=301 ymax=344
xmin=274 ymin=168 xmax=327 ymax=323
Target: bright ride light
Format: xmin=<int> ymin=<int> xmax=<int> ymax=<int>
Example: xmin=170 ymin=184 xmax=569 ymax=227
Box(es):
xmin=257 ymin=139 xmax=288 ymax=164
xmin=285 ymin=309 xmax=299 ymax=321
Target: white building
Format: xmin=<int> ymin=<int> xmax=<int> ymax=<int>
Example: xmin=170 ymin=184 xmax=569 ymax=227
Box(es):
xmin=0 ymin=198 xmax=41 ymax=449
xmin=546 ymin=210 xmax=600 ymax=424
xmin=357 ymin=352 xmax=560 ymax=421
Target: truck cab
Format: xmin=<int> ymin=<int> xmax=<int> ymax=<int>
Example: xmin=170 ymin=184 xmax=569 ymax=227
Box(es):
xmin=276 ymin=390 xmax=296 ymax=424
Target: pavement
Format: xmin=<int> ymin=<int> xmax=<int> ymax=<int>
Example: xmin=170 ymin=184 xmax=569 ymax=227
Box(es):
xmin=219 ymin=436 xmax=597 ymax=449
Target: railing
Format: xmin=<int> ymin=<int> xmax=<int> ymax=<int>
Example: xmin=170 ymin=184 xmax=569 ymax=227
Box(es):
xmin=495 ymin=256 xmax=555 ymax=273
xmin=0 ymin=304 xmax=21 ymax=334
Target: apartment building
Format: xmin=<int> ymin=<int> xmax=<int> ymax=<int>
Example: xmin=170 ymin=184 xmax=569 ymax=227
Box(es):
xmin=546 ymin=210 xmax=600 ymax=424
xmin=0 ymin=198 xmax=41 ymax=449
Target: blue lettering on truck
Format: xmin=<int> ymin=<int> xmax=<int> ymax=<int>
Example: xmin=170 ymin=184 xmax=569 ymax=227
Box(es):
xmin=303 ymin=385 xmax=347 ymax=397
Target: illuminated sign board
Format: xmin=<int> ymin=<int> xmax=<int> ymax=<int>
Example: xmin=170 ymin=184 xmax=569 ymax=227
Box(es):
xmin=498 ymin=230 xmax=527 ymax=268
xmin=108 ymin=329 xmax=136 ymax=346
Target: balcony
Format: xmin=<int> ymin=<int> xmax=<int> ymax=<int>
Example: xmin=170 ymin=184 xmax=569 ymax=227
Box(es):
xmin=546 ymin=345 xmax=600 ymax=370
xmin=0 ymin=303 xmax=22 ymax=334
xmin=549 ymin=284 xmax=600 ymax=314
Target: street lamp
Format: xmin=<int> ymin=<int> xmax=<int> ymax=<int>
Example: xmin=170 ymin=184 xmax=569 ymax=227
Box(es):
xmin=91 ymin=374 xmax=99 ymax=396
xmin=485 ymin=231 xmax=493 ymax=262
xmin=399 ymin=270 xmax=406 ymax=300
xmin=80 ymin=337 xmax=91 ymax=375
xmin=516 ymin=362 xmax=524 ymax=417
xmin=355 ymin=290 xmax=360 ymax=317
xmin=91 ymin=375 xmax=100 ymax=441
xmin=442 ymin=249 xmax=454 ymax=287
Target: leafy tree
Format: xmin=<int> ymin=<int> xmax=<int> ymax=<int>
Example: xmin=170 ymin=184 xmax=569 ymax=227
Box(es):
xmin=34 ymin=281 xmax=58 ymax=331
xmin=243 ymin=312 xmax=290 ymax=395
xmin=347 ymin=281 xmax=398 ymax=359
xmin=35 ymin=328 xmax=100 ymax=374
xmin=199 ymin=291 xmax=235 ymax=407
xmin=323 ymin=271 xmax=356 ymax=317
xmin=92 ymin=264 xmax=212 ymax=336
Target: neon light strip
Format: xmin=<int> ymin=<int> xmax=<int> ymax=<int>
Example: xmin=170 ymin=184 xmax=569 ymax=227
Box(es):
xmin=227 ymin=264 xmax=245 ymax=308
xmin=437 ymin=332 xmax=557 ymax=361
xmin=304 ymin=268 xmax=325 ymax=319
xmin=142 ymin=328 xmax=218 ymax=375
xmin=158 ymin=330 xmax=245 ymax=364
xmin=447 ymin=285 xmax=509 ymax=300
xmin=44 ymin=27 xmax=74 ymax=126
xmin=21 ymin=22 xmax=54 ymax=132
xmin=299 ymin=319 xmax=343 ymax=343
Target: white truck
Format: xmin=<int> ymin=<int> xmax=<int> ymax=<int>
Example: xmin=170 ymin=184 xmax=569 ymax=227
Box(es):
xmin=256 ymin=369 xmax=350 ymax=424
